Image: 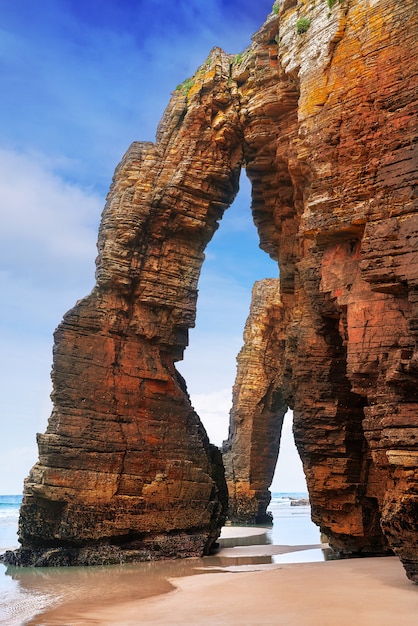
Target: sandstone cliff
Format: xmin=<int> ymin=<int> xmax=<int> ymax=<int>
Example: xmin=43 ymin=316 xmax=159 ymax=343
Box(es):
xmin=223 ymin=279 xmax=287 ymax=523
xmin=4 ymin=0 xmax=418 ymax=582
xmin=223 ymin=0 xmax=418 ymax=582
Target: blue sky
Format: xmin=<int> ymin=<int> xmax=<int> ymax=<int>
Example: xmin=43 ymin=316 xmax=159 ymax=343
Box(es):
xmin=0 ymin=0 xmax=306 ymax=494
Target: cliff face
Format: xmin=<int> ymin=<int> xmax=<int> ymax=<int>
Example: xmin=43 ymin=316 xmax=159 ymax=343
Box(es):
xmin=6 ymin=0 xmax=418 ymax=580
xmin=277 ymin=0 xmax=418 ymax=580
xmin=228 ymin=0 xmax=417 ymax=580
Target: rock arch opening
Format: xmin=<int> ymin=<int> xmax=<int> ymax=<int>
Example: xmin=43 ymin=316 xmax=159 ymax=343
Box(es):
xmin=272 ymin=410 xmax=308 ymax=493
xmin=9 ymin=39 xmax=305 ymax=563
xmin=177 ymin=172 xmax=278 ymax=447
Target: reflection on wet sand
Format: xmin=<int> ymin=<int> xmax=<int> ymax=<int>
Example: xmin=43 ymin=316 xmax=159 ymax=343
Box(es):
xmin=4 ymin=535 xmax=331 ymax=625
xmin=5 ymin=558 xmax=203 ymax=625
xmin=2 ymin=504 xmax=326 ymax=624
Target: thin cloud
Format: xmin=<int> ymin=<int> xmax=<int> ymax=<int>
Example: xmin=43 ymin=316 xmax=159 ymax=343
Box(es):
xmin=0 ymin=148 xmax=99 ymax=347
xmin=188 ymin=388 xmax=233 ymax=447
xmin=0 ymin=148 xmax=100 ymax=273
xmin=0 ymin=1 xmax=274 ymax=191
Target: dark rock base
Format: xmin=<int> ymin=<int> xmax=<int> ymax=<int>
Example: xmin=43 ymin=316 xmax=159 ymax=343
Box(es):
xmin=1 ymin=531 xmax=217 ymax=567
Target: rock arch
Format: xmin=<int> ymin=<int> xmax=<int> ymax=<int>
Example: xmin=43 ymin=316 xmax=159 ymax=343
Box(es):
xmin=5 ymin=0 xmax=418 ymax=583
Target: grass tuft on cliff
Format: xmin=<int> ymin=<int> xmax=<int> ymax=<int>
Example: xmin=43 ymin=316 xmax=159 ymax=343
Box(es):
xmin=296 ymin=17 xmax=311 ymax=34
xmin=175 ymin=77 xmax=195 ymax=96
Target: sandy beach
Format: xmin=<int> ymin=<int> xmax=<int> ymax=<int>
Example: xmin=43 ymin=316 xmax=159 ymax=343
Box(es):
xmin=41 ymin=553 xmax=418 ymax=626
xmin=19 ymin=527 xmax=416 ymax=626
xmin=2 ymin=500 xmax=417 ymax=624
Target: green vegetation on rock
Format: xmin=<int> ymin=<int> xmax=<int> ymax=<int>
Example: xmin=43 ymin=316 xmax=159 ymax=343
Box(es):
xmin=175 ymin=77 xmax=195 ymax=96
xmin=296 ymin=17 xmax=311 ymax=34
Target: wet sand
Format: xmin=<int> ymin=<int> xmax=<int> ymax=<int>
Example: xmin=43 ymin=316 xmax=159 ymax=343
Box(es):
xmin=14 ymin=525 xmax=416 ymax=625
xmin=69 ymin=555 xmax=418 ymax=626
xmin=2 ymin=509 xmax=416 ymax=624
xmin=1 ymin=499 xmax=324 ymax=624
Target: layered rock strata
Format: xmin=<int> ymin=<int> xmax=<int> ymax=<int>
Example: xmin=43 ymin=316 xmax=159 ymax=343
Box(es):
xmin=223 ymin=0 xmax=418 ymax=582
xmin=4 ymin=0 xmax=418 ymax=581
xmin=6 ymin=51 xmax=242 ymax=565
xmin=223 ymin=280 xmax=287 ymax=523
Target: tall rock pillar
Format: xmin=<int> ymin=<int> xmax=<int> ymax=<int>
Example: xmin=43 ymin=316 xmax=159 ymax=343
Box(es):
xmin=9 ymin=50 xmax=242 ymax=566
xmin=223 ymin=280 xmax=287 ymax=523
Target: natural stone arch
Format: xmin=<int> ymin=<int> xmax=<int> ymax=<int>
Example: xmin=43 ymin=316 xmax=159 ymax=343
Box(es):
xmin=11 ymin=27 xmax=306 ymax=565
xmin=4 ymin=0 xmax=418 ymax=585
xmin=9 ymin=29 xmax=306 ymax=563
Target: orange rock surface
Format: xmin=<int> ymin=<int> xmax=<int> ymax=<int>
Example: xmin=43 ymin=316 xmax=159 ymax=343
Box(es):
xmin=223 ymin=280 xmax=287 ymax=523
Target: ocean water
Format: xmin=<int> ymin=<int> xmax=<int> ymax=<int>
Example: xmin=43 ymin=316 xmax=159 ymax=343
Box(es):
xmin=0 ymin=493 xmax=321 ymax=624
xmin=0 ymin=496 xmax=21 ymax=553
xmin=268 ymin=492 xmax=320 ymax=545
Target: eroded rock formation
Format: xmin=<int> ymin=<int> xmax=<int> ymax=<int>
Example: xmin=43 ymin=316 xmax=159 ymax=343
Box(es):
xmin=6 ymin=52 xmax=242 ymax=565
xmin=4 ymin=0 xmax=418 ymax=581
xmin=223 ymin=0 xmax=418 ymax=582
xmin=223 ymin=279 xmax=287 ymax=523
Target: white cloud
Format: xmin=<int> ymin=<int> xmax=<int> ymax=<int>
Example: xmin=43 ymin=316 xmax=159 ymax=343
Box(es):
xmin=0 ymin=149 xmax=101 ymax=493
xmin=189 ymin=388 xmax=232 ymax=447
xmin=0 ymin=148 xmax=99 ymax=329
xmin=0 ymin=148 xmax=100 ymax=267
xmin=0 ymin=1 xmax=273 ymax=193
